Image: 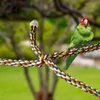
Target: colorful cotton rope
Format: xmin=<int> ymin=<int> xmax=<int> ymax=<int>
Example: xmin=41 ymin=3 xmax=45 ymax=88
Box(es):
xmin=50 ymin=43 xmax=100 ymax=60
xmin=0 ymin=58 xmax=42 ymax=67
xmin=0 ymin=20 xmax=100 ymax=98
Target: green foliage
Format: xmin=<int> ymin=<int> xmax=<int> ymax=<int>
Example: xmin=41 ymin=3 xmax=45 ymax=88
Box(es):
xmin=0 ymin=36 xmax=5 ymax=45
xmin=58 ymin=18 xmax=68 ymax=29
xmin=0 ymin=20 xmax=7 ymax=32
xmin=65 ymin=31 xmax=73 ymax=43
xmin=76 ymin=0 xmax=85 ymax=9
xmin=48 ymin=18 xmax=68 ymax=29
xmin=0 ymin=45 xmax=16 ymax=59
xmin=44 ymin=18 xmax=68 ymax=51
xmin=21 ymin=46 xmax=36 ymax=60
xmin=0 ymin=21 xmax=36 ymax=59
xmin=20 ymin=8 xmax=40 ymax=20
xmin=48 ymin=18 xmax=56 ymax=24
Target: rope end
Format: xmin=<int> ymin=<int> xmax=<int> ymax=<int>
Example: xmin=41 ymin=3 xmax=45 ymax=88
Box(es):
xmin=30 ymin=20 xmax=39 ymax=28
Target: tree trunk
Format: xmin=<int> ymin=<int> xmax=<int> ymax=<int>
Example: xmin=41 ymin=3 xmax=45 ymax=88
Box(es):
xmin=7 ymin=24 xmax=36 ymax=100
xmin=35 ymin=90 xmax=53 ymax=100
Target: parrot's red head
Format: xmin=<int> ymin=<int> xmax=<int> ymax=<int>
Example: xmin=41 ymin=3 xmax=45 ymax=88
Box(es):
xmin=80 ymin=18 xmax=89 ymax=26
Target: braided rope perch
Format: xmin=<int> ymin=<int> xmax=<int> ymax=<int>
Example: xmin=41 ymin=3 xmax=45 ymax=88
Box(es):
xmin=0 ymin=20 xmax=100 ymax=98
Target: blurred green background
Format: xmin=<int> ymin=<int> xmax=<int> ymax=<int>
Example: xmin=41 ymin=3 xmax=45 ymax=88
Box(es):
xmin=0 ymin=67 xmax=100 ymax=100
xmin=0 ymin=0 xmax=100 ymax=100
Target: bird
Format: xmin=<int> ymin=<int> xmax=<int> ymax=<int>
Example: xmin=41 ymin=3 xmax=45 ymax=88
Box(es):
xmin=66 ymin=18 xmax=94 ymax=70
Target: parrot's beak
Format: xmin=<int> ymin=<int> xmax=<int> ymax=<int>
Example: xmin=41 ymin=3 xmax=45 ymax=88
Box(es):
xmin=84 ymin=19 xmax=88 ymax=26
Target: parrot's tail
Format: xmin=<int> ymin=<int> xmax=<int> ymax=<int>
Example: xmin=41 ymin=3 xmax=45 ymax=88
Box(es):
xmin=66 ymin=54 xmax=77 ymax=70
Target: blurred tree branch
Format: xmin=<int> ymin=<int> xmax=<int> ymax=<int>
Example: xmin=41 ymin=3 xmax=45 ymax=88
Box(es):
xmin=0 ymin=0 xmax=100 ymax=28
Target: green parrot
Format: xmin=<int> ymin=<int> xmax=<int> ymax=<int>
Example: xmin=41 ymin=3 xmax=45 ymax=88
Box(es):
xmin=66 ymin=18 xmax=94 ymax=70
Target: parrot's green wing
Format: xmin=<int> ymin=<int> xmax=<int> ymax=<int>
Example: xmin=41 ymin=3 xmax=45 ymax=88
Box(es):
xmin=66 ymin=54 xmax=77 ymax=70
xmin=65 ymin=24 xmax=94 ymax=70
xmin=65 ymin=30 xmax=78 ymax=70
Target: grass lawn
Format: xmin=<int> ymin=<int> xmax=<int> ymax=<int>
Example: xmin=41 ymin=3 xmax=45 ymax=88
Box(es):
xmin=0 ymin=66 xmax=100 ymax=100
